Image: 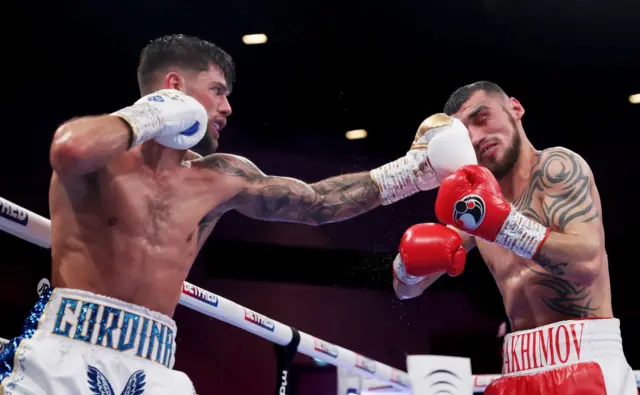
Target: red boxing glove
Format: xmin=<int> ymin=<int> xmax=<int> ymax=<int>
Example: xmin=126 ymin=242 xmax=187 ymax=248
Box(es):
xmin=393 ymin=223 xmax=466 ymax=285
xmin=435 ymin=165 xmax=550 ymax=259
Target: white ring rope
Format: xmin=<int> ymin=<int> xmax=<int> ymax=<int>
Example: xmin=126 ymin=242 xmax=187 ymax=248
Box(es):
xmin=0 ymin=195 xmax=638 ymax=393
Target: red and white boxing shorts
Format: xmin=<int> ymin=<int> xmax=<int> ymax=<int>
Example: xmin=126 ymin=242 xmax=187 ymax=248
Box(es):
xmin=485 ymin=318 xmax=636 ymax=395
xmin=0 ymin=287 xmax=195 ymax=394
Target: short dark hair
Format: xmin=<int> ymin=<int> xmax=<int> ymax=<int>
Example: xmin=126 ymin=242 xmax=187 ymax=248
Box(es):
xmin=137 ymin=34 xmax=235 ymax=94
xmin=443 ymin=81 xmax=506 ymax=115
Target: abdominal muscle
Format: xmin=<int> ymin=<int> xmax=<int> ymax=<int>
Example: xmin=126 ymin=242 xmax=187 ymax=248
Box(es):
xmin=49 ymin=153 xmax=221 ymax=317
xmin=51 ymin=226 xmax=197 ymax=317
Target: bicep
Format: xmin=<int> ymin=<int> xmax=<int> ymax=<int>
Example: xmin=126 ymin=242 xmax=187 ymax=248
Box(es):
xmin=198 ymin=153 xmax=323 ymax=223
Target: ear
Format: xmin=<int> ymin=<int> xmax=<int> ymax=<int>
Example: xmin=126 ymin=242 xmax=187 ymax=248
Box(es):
xmin=508 ymin=97 xmax=525 ymax=120
xmin=161 ymin=71 xmax=186 ymax=92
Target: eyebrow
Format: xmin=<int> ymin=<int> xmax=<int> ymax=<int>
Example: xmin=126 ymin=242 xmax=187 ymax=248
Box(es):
xmin=467 ymin=105 xmax=488 ymax=119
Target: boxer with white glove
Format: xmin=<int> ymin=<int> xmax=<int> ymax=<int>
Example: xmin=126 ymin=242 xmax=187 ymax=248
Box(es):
xmin=393 ymin=223 xmax=467 ymax=286
xmin=370 ymin=113 xmax=478 ymax=205
xmin=112 ymin=89 xmax=208 ymax=150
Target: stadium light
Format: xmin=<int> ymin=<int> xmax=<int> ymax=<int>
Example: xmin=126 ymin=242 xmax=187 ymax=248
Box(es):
xmin=629 ymin=93 xmax=640 ymax=104
xmin=242 ymin=34 xmax=268 ymax=45
xmin=345 ymin=129 xmax=367 ymax=140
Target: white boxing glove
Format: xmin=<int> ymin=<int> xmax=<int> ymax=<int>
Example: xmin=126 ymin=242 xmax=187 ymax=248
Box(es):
xmin=370 ymin=113 xmax=477 ymax=205
xmin=111 ymin=89 xmax=208 ymax=150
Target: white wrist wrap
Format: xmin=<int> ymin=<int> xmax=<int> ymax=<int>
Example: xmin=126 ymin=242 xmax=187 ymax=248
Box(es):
xmin=393 ymin=255 xmax=425 ymax=285
xmin=112 ymin=103 xmax=163 ymax=148
xmin=370 ymin=155 xmax=438 ymax=205
xmin=495 ymin=208 xmax=549 ymax=259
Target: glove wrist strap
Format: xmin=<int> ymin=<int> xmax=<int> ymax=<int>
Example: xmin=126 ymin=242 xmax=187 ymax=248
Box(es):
xmin=495 ymin=208 xmax=550 ymax=259
xmin=370 ymin=155 xmax=438 ymax=205
xmin=393 ymin=255 xmax=425 ymax=285
xmin=111 ymin=103 xmax=163 ymax=148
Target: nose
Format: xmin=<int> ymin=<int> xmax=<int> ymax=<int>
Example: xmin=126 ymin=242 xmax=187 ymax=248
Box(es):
xmin=219 ymin=95 xmax=232 ymax=117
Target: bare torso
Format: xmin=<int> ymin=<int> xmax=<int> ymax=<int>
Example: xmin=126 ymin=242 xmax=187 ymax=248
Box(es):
xmin=476 ymin=150 xmax=612 ymax=331
xmin=49 ymin=147 xmax=238 ymax=316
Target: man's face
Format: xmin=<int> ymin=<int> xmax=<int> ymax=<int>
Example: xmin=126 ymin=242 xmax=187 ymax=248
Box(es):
xmin=452 ymin=91 xmax=523 ymax=180
xmin=183 ymin=65 xmax=232 ymax=154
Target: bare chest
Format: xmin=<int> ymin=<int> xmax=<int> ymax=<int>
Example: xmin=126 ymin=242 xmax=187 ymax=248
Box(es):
xmin=95 ymin=164 xmax=221 ymax=241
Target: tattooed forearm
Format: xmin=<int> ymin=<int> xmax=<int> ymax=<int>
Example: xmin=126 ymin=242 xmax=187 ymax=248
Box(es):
xmin=240 ymin=172 xmax=381 ymax=224
xmin=236 ymin=172 xmax=381 ymax=224
xmin=309 ymin=173 xmax=381 ymax=217
xmin=198 ymin=153 xmax=382 ymax=224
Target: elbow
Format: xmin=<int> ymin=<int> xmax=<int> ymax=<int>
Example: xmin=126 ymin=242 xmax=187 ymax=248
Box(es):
xmin=576 ymin=240 xmax=603 ymax=285
xmin=581 ymin=235 xmax=601 ymax=262
xmin=50 ymin=122 xmax=87 ymax=174
xmin=396 ymin=292 xmax=417 ymax=301
xmin=306 ymin=194 xmax=330 ymax=226
xmin=576 ymin=261 xmax=602 ymax=286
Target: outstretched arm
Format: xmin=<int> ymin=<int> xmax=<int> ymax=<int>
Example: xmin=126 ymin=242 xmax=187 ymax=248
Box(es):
xmin=514 ymin=148 xmax=604 ymax=285
xmin=200 ymin=154 xmax=382 ymax=225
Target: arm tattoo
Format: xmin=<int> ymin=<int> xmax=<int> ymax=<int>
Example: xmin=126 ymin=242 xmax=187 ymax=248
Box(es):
xmin=513 ymin=149 xmax=598 ymax=231
xmin=240 ymin=174 xmax=381 ymax=224
xmin=534 ymin=150 xmax=599 ymax=271
xmin=198 ymin=154 xmax=264 ymax=180
xmin=199 ymin=154 xmax=381 ymax=224
xmin=512 ymin=149 xmax=602 ymax=316
xmin=513 ymin=149 xmax=599 ymax=271
xmin=538 ymin=150 xmax=597 ymax=230
xmin=308 ymin=173 xmax=382 ymax=223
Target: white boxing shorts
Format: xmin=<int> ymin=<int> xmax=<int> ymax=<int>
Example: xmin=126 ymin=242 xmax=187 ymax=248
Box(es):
xmin=0 ymin=287 xmax=195 ymax=394
xmin=485 ymin=318 xmax=636 ymax=395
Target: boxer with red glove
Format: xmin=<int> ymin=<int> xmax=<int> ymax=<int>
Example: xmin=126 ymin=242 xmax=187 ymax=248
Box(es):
xmin=435 ymin=165 xmax=550 ymax=260
xmin=393 ymin=223 xmax=467 ymax=285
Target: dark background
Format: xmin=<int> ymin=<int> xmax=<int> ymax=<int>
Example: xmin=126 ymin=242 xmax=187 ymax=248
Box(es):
xmin=1 ymin=0 xmax=639 ymax=393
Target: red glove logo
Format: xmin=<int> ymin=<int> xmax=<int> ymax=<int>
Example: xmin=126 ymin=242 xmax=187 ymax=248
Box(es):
xmin=452 ymin=194 xmax=486 ymax=231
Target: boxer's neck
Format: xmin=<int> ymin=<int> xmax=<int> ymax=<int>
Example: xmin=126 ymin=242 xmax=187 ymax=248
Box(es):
xmin=499 ymin=141 xmax=539 ymax=202
xmin=141 ymin=141 xmax=187 ymax=170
